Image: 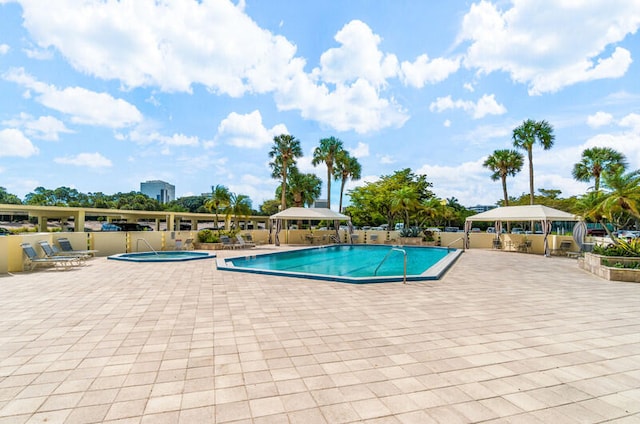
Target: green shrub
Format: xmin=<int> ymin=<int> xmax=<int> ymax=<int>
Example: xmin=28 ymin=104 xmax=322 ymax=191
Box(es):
xmin=197 ymin=229 xmax=220 ymax=243
xmin=399 ymin=226 xmax=420 ymax=237
xmin=593 ymin=238 xmax=640 ymax=257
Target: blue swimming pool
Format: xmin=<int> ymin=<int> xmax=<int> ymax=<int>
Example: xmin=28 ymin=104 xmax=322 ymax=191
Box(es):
xmin=217 ymin=245 xmax=462 ymax=283
xmin=108 ymin=251 xmax=216 ymax=262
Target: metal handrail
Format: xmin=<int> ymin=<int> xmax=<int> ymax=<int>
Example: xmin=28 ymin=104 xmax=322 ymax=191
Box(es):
xmin=446 ymin=236 xmax=465 ymax=251
xmin=374 ymin=247 xmax=407 ymax=284
xmin=136 ymin=238 xmax=158 ymax=255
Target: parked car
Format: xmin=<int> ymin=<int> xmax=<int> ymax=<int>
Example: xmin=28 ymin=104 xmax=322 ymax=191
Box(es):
xmin=511 ymin=227 xmax=524 ymax=234
xmin=0 ymin=227 xmax=11 ymax=235
xmin=444 ymin=227 xmax=459 ymax=232
xmin=101 ymin=222 xmax=152 ymax=232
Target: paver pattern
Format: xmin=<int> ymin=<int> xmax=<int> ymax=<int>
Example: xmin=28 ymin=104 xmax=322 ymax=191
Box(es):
xmin=0 ymin=247 xmax=639 ymax=423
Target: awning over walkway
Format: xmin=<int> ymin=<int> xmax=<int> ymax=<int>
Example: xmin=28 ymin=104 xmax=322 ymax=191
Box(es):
xmin=464 ymin=205 xmax=580 ymax=256
xmin=269 ymin=207 xmax=351 ymax=246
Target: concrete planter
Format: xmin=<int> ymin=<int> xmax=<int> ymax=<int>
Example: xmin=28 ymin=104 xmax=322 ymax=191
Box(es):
xmin=580 ymin=253 xmax=640 ymax=282
xmin=398 ymin=237 xmax=423 ymax=245
xmin=193 ymin=242 xmax=223 ymax=250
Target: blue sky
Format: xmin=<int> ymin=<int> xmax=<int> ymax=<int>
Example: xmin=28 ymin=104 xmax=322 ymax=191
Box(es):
xmin=1 ymin=0 xmax=639 ymax=210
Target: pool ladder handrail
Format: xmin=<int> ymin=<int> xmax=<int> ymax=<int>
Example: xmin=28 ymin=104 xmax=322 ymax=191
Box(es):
xmin=136 ymin=238 xmax=158 ymax=255
xmin=374 ymin=247 xmax=407 ymax=284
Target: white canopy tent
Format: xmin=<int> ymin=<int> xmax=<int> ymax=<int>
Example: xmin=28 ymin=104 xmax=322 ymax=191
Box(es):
xmin=464 ymin=205 xmax=581 ymax=256
xmin=269 ymin=207 xmax=351 ymax=246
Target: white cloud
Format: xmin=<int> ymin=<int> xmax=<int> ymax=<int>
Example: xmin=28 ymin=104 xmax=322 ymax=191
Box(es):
xmin=0 ymin=128 xmax=39 ymax=157
xmin=348 ymin=142 xmax=369 ymax=158
xmin=400 ymin=54 xmax=460 ymax=88
xmin=377 ymin=154 xmax=395 ymax=164
xmin=443 ymin=119 xmax=451 ymax=127
xmin=619 ymin=112 xmax=640 ymax=132
xmin=127 ymin=128 xmax=202 ymax=147
xmin=14 ymin=3 xmax=414 ymax=134
xmin=0 ymin=44 xmax=9 ymax=55
xmin=3 ymin=68 xmax=142 ymax=128
xmin=315 ymin=20 xmax=399 ymax=88
xmin=587 ymin=111 xmax=614 ymax=128
xmin=2 ymin=112 xmax=73 ymax=141
xmin=463 ymin=82 xmax=475 ymax=92
xmin=429 ymin=94 xmax=506 ymax=119
xmin=17 ymin=0 xmax=299 ymax=96
xmin=275 ymin=72 xmax=409 ymax=134
xmin=23 ymin=47 xmax=53 ymax=60
xmin=54 ymin=152 xmax=112 ymax=168
xmin=217 ymin=110 xmax=288 ymax=148
xmin=458 ymin=0 xmax=640 ymax=95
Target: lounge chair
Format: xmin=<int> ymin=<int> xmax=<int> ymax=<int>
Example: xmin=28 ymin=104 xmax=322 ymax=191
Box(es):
xmin=21 ymin=243 xmax=82 ymax=271
xmin=220 ymin=235 xmax=239 ymax=249
xmin=235 ymin=234 xmax=255 ymax=248
xmin=552 ymin=240 xmax=575 ymax=256
xmin=57 ymin=238 xmax=99 ymax=256
xmin=182 ymin=238 xmax=194 ymax=250
xmin=175 ymin=238 xmax=194 ymax=250
xmin=37 ymin=241 xmax=86 ymax=264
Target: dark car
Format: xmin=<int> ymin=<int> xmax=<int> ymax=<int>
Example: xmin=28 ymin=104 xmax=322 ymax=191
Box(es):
xmin=0 ymin=227 xmax=11 ymax=235
xmin=102 ymin=222 xmax=152 ymax=232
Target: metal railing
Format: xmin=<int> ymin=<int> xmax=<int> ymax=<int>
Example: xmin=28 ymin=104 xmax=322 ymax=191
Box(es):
xmin=136 ymin=238 xmax=158 ymax=255
xmin=374 ymin=247 xmax=407 ymax=284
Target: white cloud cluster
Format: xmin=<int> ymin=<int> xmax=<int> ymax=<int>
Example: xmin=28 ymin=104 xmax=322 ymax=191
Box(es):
xmin=0 ymin=44 xmax=9 ymax=54
xmin=12 ymin=1 xmax=460 ymax=134
xmin=3 ymin=68 xmax=142 ymax=128
xmin=216 ymin=110 xmax=288 ymax=148
xmin=458 ymin=0 xmax=640 ymax=94
xmin=54 ymin=152 xmax=112 ymax=168
xmin=429 ymin=94 xmax=506 ymax=119
xmin=2 ymin=112 xmax=73 ymax=141
xmin=0 ymin=128 xmax=39 ymax=157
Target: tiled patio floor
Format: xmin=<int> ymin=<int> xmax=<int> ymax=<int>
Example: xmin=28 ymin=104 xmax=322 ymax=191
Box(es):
xmin=1 ymin=248 xmax=639 ymax=423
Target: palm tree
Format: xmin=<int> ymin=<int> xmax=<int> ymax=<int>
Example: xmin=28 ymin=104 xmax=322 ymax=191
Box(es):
xmin=483 ymin=149 xmax=524 ymax=206
xmin=334 ymin=151 xmax=362 ymax=213
xmin=226 ymin=192 xmax=253 ymax=230
xmin=572 ymin=147 xmax=627 ymax=193
xmin=269 ymin=134 xmax=303 ymax=211
xmin=512 ymin=119 xmax=555 ymax=204
xmin=312 ymin=136 xmax=344 ymax=209
xmin=204 ymin=184 xmax=231 ymax=230
xmin=599 ymin=169 xmax=640 ymax=220
xmin=391 ymin=186 xmax=420 ymax=227
xmin=288 ymin=169 xmax=322 ymax=207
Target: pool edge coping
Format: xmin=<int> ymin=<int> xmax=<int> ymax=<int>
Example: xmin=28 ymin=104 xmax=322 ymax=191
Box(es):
xmin=216 ymin=245 xmax=463 ymax=284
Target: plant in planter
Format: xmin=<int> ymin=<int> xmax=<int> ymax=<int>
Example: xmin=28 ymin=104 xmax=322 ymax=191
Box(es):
xmin=197 ymin=229 xmax=220 ymax=244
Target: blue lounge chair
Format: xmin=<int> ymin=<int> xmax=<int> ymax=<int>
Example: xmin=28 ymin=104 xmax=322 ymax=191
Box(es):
xmin=37 ymin=241 xmax=86 ymax=265
xmin=57 ymin=238 xmax=99 ymax=256
xmin=235 ymin=234 xmax=255 ymax=248
xmin=220 ymin=235 xmax=239 ymax=249
xmin=21 ymin=243 xmax=82 ymax=271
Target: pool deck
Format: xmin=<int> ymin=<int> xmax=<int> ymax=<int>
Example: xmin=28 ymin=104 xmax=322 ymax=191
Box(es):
xmin=1 ymin=247 xmax=639 ymax=423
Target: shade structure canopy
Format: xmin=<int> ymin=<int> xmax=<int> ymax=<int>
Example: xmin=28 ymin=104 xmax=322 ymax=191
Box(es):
xmin=465 ymin=205 xmax=579 ymax=223
xmin=270 ymin=207 xmax=350 ymax=221
xmin=269 ymin=207 xmax=351 ymax=246
xmin=464 ymin=205 xmax=581 ymax=256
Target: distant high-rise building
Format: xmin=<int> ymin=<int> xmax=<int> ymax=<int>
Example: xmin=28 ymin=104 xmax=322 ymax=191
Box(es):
xmin=468 ymin=205 xmax=495 ymax=213
xmin=140 ymin=180 xmax=175 ymax=204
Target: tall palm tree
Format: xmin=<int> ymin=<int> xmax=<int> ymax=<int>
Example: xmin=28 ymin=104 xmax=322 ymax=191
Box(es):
xmin=512 ymin=119 xmax=555 ymax=204
xmin=312 ymin=136 xmax=344 ymax=209
xmin=334 ymin=151 xmax=362 ymax=213
xmin=204 ymin=184 xmax=231 ymax=230
xmin=269 ymin=134 xmax=303 ymax=211
xmin=226 ymin=192 xmax=253 ymax=229
xmin=483 ymin=149 xmax=524 ymax=206
xmin=572 ymin=147 xmax=627 ymax=193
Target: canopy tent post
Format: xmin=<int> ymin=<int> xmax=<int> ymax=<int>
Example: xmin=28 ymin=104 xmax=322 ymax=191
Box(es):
xmin=463 ymin=220 xmax=472 ymax=250
xmin=541 ymin=220 xmax=552 ymax=257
